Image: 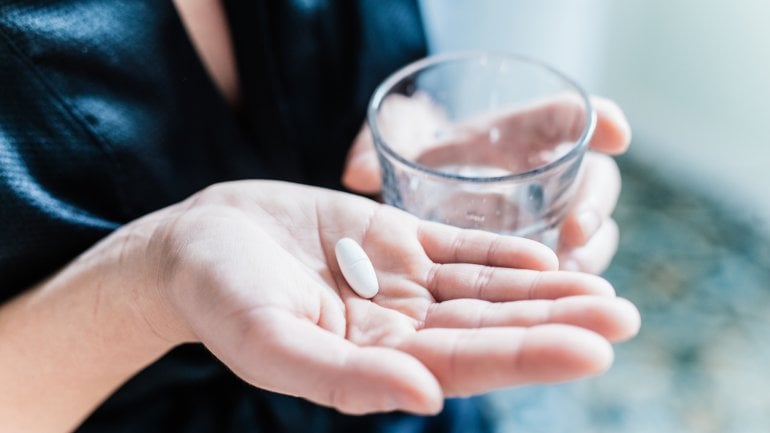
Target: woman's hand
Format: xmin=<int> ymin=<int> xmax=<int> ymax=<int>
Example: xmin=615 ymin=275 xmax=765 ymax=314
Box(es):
xmin=342 ymin=96 xmax=631 ymax=274
xmin=1 ymin=180 xmax=639 ymax=431
xmin=146 ymin=181 xmax=639 ymax=415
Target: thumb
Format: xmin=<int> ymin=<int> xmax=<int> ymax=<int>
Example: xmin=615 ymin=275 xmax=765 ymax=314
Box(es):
xmin=342 ymin=124 xmax=382 ymax=194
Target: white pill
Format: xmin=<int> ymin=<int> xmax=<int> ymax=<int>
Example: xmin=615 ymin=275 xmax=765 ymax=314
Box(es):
xmin=335 ymin=237 xmax=379 ymax=299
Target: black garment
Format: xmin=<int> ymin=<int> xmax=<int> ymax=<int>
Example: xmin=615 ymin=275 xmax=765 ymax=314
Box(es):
xmin=0 ymin=1 xmax=491 ymax=432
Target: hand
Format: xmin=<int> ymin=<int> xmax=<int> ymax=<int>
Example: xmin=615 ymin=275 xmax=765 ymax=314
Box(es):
xmin=143 ymin=181 xmax=639 ymax=415
xmin=342 ymin=96 xmax=631 ymax=274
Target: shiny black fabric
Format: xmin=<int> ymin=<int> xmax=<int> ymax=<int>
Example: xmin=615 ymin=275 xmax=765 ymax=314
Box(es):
xmin=0 ymin=1 xmax=491 ymax=432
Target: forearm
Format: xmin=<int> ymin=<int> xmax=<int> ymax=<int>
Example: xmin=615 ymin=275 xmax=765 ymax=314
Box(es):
xmin=0 ymin=220 xmax=181 ymax=433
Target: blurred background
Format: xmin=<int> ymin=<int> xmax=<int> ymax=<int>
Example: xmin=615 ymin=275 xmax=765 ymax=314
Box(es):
xmin=418 ymin=1 xmax=770 ymax=432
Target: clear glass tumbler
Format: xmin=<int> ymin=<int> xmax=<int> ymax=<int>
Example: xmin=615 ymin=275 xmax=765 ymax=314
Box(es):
xmin=368 ymin=52 xmax=596 ymax=248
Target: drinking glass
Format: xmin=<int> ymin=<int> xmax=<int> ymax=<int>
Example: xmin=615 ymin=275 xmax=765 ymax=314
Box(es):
xmin=368 ymin=52 xmax=596 ymax=248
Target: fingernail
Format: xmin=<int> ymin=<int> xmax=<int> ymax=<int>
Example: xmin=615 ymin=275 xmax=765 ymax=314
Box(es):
xmin=561 ymin=259 xmax=581 ymax=272
xmin=577 ymin=210 xmax=601 ymax=242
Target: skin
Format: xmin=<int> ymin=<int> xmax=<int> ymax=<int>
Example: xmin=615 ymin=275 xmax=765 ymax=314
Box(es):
xmin=0 ymin=181 xmax=640 ymax=431
xmin=0 ymin=2 xmax=639 ymax=432
xmin=173 ymin=0 xmax=239 ymax=105
xmin=343 ymin=96 xmax=632 ymax=274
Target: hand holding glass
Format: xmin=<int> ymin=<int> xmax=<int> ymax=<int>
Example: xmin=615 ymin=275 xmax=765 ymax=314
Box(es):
xmin=369 ymin=52 xmax=596 ymax=248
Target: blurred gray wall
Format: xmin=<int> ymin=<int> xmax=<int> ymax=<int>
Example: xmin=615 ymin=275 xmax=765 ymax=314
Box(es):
xmin=420 ymin=0 xmax=770 ymax=232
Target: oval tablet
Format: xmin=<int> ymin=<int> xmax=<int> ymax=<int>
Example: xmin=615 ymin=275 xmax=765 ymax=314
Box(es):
xmin=335 ymin=237 xmax=379 ymax=299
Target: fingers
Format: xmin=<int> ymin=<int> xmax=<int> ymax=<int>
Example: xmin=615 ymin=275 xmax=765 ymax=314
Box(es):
xmin=424 ymin=266 xmax=615 ymax=301
xmin=560 ymin=218 xmax=619 ymax=274
xmin=417 ymin=221 xmax=558 ymax=271
xmin=452 ymin=94 xmax=629 ymax=158
xmin=513 ymin=95 xmax=628 ymax=154
xmin=560 ymin=152 xmax=621 ymax=247
xmin=216 ymin=308 xmax=443 ymax=415
xmin=341 ymin=95 xmax=630 ymax=195
xmin=422 ymin=296 xmax=640 ymax=343
xmin=398 ymin=325 xmax=614 ymax=396
xmin=589 ymin=97 xmax=631 ymax=154
xmin=556 ymin=98 xmax=627 ymax=253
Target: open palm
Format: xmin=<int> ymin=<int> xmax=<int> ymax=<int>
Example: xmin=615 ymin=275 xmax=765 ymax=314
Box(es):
xmin=156 ymin=180 xmax=639 ymax=415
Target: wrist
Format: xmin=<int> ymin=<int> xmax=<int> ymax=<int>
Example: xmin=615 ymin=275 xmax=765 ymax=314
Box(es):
xmin=0 ymin=210 xmax=192 ymax=431
xmin=113 ymin=211 xmax=199 ymax=348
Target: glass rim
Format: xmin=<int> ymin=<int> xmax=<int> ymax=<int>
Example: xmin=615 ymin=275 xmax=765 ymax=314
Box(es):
xmin=367 ymin=51 xmax=597 ymax=183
